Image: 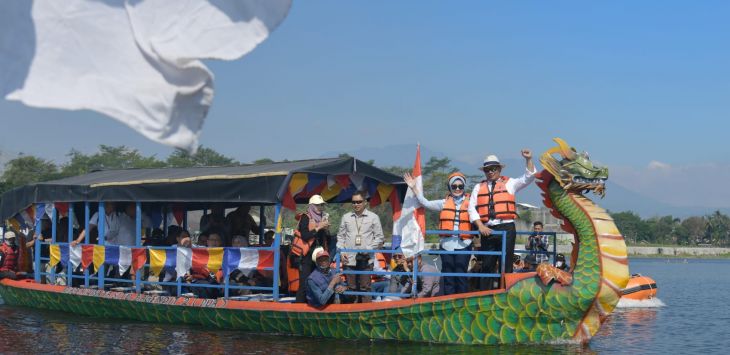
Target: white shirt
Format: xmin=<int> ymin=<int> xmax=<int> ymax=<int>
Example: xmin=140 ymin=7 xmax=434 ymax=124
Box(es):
xmin=468 ymin=167 xmax=537 ymax=226
xmin=89 ymin=212 xmax=121 ymax=244
xmin=116 ymin=213 xmax=151 ymax=246
xmin=414 ymin=192 xmax=472 ymax=251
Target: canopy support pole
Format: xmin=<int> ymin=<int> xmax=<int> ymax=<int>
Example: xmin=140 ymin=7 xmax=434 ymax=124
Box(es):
xmin=97 ymin=202 xmax=106 ymax=290
xmin=66 ymin=206 xmax=74 ymax=286
xmin=135 ymin=202 xmax=142 ymax=294
xmin=272 ymin=203 xmax=281 ymax=301
xmin=33 ymin=204 xmax=42 ymax=283
xmin=50 ymin=206 xmax=56 ymax=283
xmin=84 ymin=202 xmax=90 ymax=288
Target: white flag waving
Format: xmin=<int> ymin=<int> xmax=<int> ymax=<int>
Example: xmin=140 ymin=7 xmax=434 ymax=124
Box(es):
xmin=0 ymin=0 xmax=291 ymax=152
xmin=393 ymin=145 xmax=426 ymax=258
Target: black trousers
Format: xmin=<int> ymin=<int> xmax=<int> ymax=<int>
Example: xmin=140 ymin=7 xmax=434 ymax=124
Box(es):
xmin=295 ymin=249 xmax=314 ymax=303
xmin=440 ymin=244 xmax=472 ymax=295
xmin=478 ymin=222 xmax=516 ymax=290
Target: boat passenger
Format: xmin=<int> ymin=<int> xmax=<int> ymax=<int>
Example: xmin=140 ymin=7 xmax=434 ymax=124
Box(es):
xmin=71 ymin=202 xmax=120 ymax=247
xmin=115 ymin=203 xmax=151 ymax=246
xmin=401 ymin=255 xmax=440 ymax=298
xmin=525 ymin=221 xmax=549 ymax=265
xmin=468 ymin=150 xmax=536 ymax=290
xmin=292 ymin=195 xmax=331 ymax=303
xmin=193 ymin=231 xmax=208 ymax=247
xmin=512 ymin=254 xmax=527 ymax=273
xmin=555 ymin=253 xmax=568 ymax=271
xmin=404 ymin=171 xmax=473 ymax=295
xmin=144 ymin=228 xmax=166 ymax=246
xmin=226 ymin=205 xmax=258 ymax=246
xmin=199 ymin=204 xmax=228 ymax=239
xmin=370 ymin=252 xmax=390 ymax=299
xmin=388 ymin=253 xmax=409 ymax=295
xmin=207 ymin=233 xmax=222 ymax=248
xmin=262 ymin=230 xmax=275 ymax=247
xmin=337 ymin=191 xmax=385 ymax=303
xmin=0 ymin=231 xmax=21 ymax=279
xmin=305 ymin=247 xmax=345 ymax=307
xmin=165 ymin=225 xmax=183 ymax=246
xmin=231 ymin=234 xmax=248 ymax=248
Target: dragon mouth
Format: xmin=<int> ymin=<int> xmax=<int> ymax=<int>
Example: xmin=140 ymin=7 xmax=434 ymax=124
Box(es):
xmin=564 ymin=177 xmax=606 ymax=197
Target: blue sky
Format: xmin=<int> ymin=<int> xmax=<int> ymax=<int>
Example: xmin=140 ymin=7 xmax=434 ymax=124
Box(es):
xmin=2 ymin=1 xmax=730 ymax=209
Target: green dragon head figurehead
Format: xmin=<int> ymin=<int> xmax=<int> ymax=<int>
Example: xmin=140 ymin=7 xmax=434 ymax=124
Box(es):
xmin=540 ymin=138 xmax=609 ymax=197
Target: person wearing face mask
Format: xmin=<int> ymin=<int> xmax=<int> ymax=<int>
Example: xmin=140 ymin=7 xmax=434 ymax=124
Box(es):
xmin=404 ymin=171 xmax=473 ymax=295
xmin=0 ymin=231 xmax=20 ymax=279
xmin=305 ymin=247 xmax=345 ymax=307
xmin=290 ymin=195 xmax=331 ymax=303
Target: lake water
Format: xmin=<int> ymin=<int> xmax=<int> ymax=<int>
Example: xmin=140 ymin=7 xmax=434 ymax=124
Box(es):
xmin=1 ymin=258 xmax=727 ymax=354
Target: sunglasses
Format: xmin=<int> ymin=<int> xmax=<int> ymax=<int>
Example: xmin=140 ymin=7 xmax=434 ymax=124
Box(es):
xmin=450 ymin=184 xmax=464 ymax=190
xmin=483 ymin=166 xmax=500 ymax=172
xmin=351 ymin=200 xmax=365 ymax=205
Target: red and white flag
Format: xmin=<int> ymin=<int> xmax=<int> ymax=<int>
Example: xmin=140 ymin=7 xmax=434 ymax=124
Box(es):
xmin=393 ymin=145 xmax=426 ymax=258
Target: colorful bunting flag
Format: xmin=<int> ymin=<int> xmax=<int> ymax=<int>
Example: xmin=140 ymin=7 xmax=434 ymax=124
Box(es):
xmin=82 ymin=245 xmax=95 ymax=270
xmin=377 ymin=183 xmax=394 ymax=206
xmin=8 ymin=218 xmax=21 ymax=232
xmin=69 ymin=244 xmax=82 ymax=269
xmin=92 ymin=245 xmax=105 ymax=272
xmin=35 ymin=203 xmax=45 ymax=226
xmin=49 ymin=244 xmax=62 ymax=267
xmin=289 ymin=173 xmax=308 ymax=196
xmin=349 ymin=173 xmax=365 ymax=191
xmin=104 ymin=245 xmax=120 ymax=267
xmin=192 ymin=248 xmax=224 ymax=273
xmin=131 ymin=248 xmax=147 ymax=274
xmin=176 ymin=247 xmax=192 ymax=277
xmin=172 ymin=205 xmax=185 ymax=226
xmin=55 ymin=202 xmax=70 ymax=217
xmin=118 ymin=246 xmax=132 ymax=274
xmin=223 ymin=248 xmax=274 ymax=277
xmin=335 ymin=175 xmax=351 ymax=189
xmin=320 ymin=183 xmax=342 ymax=202
xmin=149 ymin=249 xmax=176 ymax=276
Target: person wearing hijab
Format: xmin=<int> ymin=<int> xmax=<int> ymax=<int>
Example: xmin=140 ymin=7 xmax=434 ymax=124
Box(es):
xmin=293 ymin=195 xmax=331 ymax=303
xmin=404 ymin=171 xmax=473 ymax=295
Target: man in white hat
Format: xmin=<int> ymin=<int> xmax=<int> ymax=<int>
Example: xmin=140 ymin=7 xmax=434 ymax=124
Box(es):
xmin=0 ymin=231 xmax=20 ymax=279
xmin=468 ymin=149 xmax=536 ymax=290
xmin=305 ymin=247 xmax=346 ymax=307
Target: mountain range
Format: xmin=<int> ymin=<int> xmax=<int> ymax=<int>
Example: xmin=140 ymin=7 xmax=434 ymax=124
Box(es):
xmin=324 ymin=144 xmax=727 ymax=218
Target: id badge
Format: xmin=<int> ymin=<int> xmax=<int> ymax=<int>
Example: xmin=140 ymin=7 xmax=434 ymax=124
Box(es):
xmin=355 ymin=235 xmax=362 ymax=246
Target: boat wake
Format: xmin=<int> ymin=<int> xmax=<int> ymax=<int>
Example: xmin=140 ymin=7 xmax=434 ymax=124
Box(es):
xmin=616 ymin=297 xmax=665 ymax=308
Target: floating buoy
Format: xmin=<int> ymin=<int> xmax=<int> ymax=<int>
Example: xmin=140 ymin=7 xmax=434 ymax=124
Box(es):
xmin=621 ymin=274 xmax=657 ymax=300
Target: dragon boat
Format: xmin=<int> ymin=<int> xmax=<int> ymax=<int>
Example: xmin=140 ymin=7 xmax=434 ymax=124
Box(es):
xmin=0 ymin=139 xmax=630 ymax=345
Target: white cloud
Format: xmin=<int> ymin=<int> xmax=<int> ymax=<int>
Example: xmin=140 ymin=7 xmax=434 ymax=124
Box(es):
xmin=647 ymin=160 xmax=671 ymax=170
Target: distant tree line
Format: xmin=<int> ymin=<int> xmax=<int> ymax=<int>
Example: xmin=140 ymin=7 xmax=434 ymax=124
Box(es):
xmin=611 ymin=211 xmax=730 ymax=247
xmin=4 ymin=146 xmax=727 ymax=246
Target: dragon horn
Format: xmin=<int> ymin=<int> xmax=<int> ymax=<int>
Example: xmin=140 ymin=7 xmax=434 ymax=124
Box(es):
xmin=552 ymin=138 xmax=577 ymax=160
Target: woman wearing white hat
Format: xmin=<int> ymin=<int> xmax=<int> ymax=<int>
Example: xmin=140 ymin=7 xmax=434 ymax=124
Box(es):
xmin=291 ymin=194 xmax=331 ymax=303
xmin=404 ymin=171 xmax=473 ymax=295
xmin=467 ymin=149 xmax=536 ymax=290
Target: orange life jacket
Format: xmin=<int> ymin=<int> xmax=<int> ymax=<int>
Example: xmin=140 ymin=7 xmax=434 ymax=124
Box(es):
xmin=476 ymin=177 xmax=517 ymax=223
xmin=287 ymin=213 xmax=318 ymax=293
xmin=439 ymin=194 xmax=473 ymax=239
xmin=371 ymin=252 xmax=387 ymax=282
xmin=290 ymin=213 xmax=316 ymax=257
xmin=0 ymin=244 xmax=18 ymax=273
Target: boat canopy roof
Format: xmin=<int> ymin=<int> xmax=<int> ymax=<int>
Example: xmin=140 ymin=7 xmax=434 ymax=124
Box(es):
xmin=0 ymin=157 xmax=406 ymax=220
